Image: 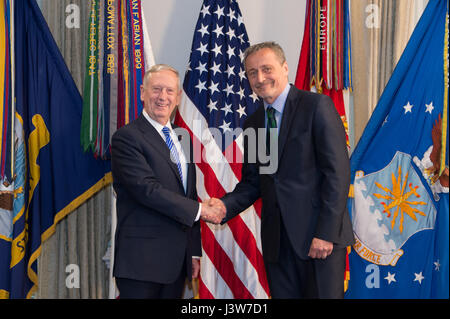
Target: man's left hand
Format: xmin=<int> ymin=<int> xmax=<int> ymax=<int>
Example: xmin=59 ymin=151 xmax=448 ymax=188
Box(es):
xmin=308 ymin=238 xmax=333 ymax=259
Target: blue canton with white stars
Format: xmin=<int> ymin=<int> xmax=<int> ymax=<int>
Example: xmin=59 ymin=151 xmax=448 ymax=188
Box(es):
xmin=183 ymin=0 xmax=260 ymax=151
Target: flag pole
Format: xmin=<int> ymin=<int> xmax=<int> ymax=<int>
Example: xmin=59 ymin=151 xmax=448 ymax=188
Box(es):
xmin=9 ymin=0 xmax=14 ymax=179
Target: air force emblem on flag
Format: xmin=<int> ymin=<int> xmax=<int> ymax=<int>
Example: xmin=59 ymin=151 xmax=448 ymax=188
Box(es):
xmin=346 ymin=0 xmax=448 ymax=298
xmin=352 ymin=151 xmax=437 ymax=266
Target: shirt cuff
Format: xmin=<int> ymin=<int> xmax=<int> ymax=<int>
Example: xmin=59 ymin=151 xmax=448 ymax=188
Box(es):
xmin=195 ymin=203 xmax=202 ymax=222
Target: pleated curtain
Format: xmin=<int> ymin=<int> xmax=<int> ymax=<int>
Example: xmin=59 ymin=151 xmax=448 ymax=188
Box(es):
xmin=35 ymin=0 xmax=112 ymax=299
xmin=350 ymin=0 xmax=428 ymax=147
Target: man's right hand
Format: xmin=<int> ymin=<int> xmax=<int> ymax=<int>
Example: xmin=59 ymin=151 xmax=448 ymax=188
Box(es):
xmin=200 ymin=198 xmax=226 ymax=224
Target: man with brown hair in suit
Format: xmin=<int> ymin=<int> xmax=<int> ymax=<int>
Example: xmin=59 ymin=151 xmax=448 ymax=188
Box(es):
xmin=209 ymin=42 xmax=354 ymax=298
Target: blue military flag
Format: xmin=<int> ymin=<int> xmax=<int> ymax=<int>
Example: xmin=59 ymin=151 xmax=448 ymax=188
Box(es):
xmin=346 ymin=0 xmax=449 ymax=298
xmin=0 ymin=0 xmax=111 ymax=299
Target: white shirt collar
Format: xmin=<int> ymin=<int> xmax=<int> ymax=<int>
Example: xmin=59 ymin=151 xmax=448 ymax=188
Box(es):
xmin=142 ymin=110 xmax=173 ymax=133
xmin=263 ymin=83 xmax=290 ymax=114
xmin=141 ymin=110 xmax=188 ymax=193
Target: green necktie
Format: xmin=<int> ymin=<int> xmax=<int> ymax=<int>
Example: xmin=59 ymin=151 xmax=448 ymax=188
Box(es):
xmin=266 ymin=106 xmax=277 ymax=155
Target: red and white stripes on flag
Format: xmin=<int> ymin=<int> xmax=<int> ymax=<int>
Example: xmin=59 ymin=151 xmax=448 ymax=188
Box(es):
xmin=175 ymin=0 xmax=270 ymax=299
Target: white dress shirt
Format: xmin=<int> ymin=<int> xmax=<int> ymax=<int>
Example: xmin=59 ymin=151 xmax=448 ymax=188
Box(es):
xmin=142 ymin=110 xmax=202 ymax=222
xmin=263 ymin=83 xmax=290 ymax=134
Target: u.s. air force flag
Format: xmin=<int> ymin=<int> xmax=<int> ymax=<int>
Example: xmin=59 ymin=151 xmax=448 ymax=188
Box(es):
xmin=345 ymin=0 xmax=449 ymax=299
xmin=0 ymin=0 xmax=111 ymax=299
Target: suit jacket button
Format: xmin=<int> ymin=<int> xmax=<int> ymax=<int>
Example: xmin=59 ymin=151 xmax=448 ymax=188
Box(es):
xmin=182 ymin=226 xmax=187 ymax=232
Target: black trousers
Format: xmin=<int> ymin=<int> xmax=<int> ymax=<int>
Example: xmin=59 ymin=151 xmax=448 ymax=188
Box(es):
xmin=115 ymin=260 xmax=187 ymax=299
xmin=264 ymin=223 xmax=346 ymax=299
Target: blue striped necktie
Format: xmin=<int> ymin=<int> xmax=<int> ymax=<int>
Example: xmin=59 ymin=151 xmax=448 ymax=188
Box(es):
xmin=162 ymin=126 xmax=183 ymax=184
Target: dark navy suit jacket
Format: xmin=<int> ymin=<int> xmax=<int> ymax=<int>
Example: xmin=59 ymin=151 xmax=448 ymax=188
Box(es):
xmin=111 ymin=114 xmax=201 ymax=284
xmin=222 ymin=85 xmax=354 ymax=262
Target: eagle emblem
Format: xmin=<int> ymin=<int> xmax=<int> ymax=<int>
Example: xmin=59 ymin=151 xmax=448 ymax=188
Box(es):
xmin=413 ymin=114 xmax=449 ymax=200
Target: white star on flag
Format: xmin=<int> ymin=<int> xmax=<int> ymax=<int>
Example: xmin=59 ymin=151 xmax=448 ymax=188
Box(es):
xmin=425 ymin=102 xmax=434 ymax=114
xmin=250 ymin=91 xmax=259 ymax=102
xmin=225 ymin=65 xmax=235 ymax=77
xmin=221 ymin=103 xmax=233 ymax=116
xmin=238 ymin=68 xmax=246 ymax=80
xmin=434 ymin=260 xmax=441 ymax=271
xmin=211 ymin=43 xmax=222 ymax=57
xmin=226 ymin=28 xmax=236 ymax=40
xmin=238 ymin=87 xmax=245 ymax=100
xmin=403 ymin=102 xmax=413 ymax=114
xmin=227 ymin=46 xmax=236 ymax=59
xmin=209 ymin=81 xmax=220 ymax=95
xmin=227 ymin=8 xmax=236 ymax=21
xmin=197 ymin=42 xmax=208 ymax=56
xmin=210 ymin=62 xmax=221 ymax=76
xmin=414 ymin=272 xmax=425 ymax=284
xmin=238 ymin=49 xmax=245 ymax=61
xmin=195 ymin=80 xmax=206 ymax=93
xmin=224 ymin=83 xmax=234 ymax=96
xmin=237 ymin=14 xmax=244 ymax=26
xmin=212 ymin=25 xmax=223 ymax=37
xmin=214 ymin=5 xmax=224 ymax=19
xmin=196 ymin=62 xmax=207 ymax=75
xmin=219 ymin=120 xmax=232 ymax=133
xmin=200 ymin=4 xmax=210 ymax=17
xmin=207 ymin=100 xmax=218 ymax=113
xmin=236 ymin=104 xmax=246 ymax=118
xmin=197 ymin=24 xmax=209 ymax=37
xmin=384 ymin=272 xmax=396 ymax=285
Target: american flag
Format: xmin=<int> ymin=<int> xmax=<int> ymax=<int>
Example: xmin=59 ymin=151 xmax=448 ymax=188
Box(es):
xmin=174 ymin=0 xmax=270 ymax=298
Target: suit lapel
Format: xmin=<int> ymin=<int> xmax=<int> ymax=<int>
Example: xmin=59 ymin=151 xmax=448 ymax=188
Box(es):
xmin=254 ymin=86 xmax=303 ymax=166
xmin=254 ymin=105 xmax=266 ymax=165
xmin=278 ymin=86 xmax=302 ymax=161
xmin=185 ymin=161 xmax=196 ymax=198
xmin=135 ymin=115 xmax=184 ymax=189
xmin=174 ymin=123 xmax=195 ymax=197
xmin=255 ymin=104 xmax=266 ymax=128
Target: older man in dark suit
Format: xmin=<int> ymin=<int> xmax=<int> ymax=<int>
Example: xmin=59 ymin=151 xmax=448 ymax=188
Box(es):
xmin=111 ymin=64 xmax=223 ymax=299
xmin=209 ymin=42 xmax=354 ymax=298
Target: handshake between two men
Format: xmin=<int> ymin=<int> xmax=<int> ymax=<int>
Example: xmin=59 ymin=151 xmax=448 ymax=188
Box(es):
xmin=200 ymin=198 xmax=226 ymax=224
